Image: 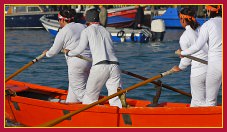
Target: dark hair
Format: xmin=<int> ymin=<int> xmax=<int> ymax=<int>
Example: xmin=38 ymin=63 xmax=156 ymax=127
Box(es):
xmin=59 ymin=9 xmax=76 ymax=23
xmin=85 ymin=9 xmax=100 ymax=23
xmin=209 ymin=5 xmax=222 ymax=18
xmin=180 ymin=8 xmax=200 ymax=30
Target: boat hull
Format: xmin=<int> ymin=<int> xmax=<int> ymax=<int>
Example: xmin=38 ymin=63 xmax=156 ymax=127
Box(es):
xmin=153 ymin=8 xmax=208 ymax=28
xmin=5 ymin=80 xmax=222 ymax=127
xmin=154 ymin=18 xmax=208 ymax=28
xmin=6 ymin=13 xmax=58 ymax=29
xmin=40 ymin=15 xmax=150 ymax=43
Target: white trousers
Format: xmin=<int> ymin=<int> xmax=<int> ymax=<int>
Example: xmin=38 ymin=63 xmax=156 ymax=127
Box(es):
xmin=82 ymin=64 xmax=122 ymax=108
xmin=190 ymin=73 xmax=206 ymax=107
xmin=66 ymin=57 xmax=92 ymax=103
xmin=205 ymin=59 xmax=222 ymax=106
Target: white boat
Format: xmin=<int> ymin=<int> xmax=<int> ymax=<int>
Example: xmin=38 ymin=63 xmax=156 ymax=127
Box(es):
xmin=40 ymin=15 xmax=165 ymax=43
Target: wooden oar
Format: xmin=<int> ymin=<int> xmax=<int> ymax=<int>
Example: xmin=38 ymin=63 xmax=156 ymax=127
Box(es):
xmin=69 ymin=54 xmax=191 ymax=97
xmin=184 ymin=55 xmax=208 ymax=65
xmin=37 ymin=69 xmax=175 ymax=127
xmin=75 ymin=55 xmax=92 ymax=62
xmin=175 ymin=51 xmax=208 ymax=65
xmin=61 ymin=50 xmax=92 ymax=62
xmin=121 ymin=70 xmax=191 ymax=97
xmin=5 ymin=53 xmax=46 ymax=82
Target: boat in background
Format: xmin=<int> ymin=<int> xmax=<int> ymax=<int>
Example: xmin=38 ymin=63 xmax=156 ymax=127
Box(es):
xmin=40 ymin=15 xmax=154 ymax=43
xmin=153 ymin=8 xmax=209 ymax=28
xmin=106 ymin=6 xmax=137 ymax=27
xmin=5 ymin=5 xmax=58 ymax=29
xmin=5 ymin=80 xmax=222 ymax=127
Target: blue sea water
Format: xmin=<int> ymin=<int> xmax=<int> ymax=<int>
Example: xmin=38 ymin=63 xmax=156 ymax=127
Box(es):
xmin=5 ymin=29 xmax=222 ymax=105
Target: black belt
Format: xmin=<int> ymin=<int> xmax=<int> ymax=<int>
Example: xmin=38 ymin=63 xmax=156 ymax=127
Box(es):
xmin=95 ymin=60 xmax=120 ymax=65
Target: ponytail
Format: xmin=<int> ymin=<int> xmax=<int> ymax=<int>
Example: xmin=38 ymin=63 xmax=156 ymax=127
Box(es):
xmin=179 ymin=8 xmax=200 ymax=30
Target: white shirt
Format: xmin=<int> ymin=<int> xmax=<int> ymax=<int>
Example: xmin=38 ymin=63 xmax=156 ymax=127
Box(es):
xmin=46 ymin=22 xmax=91 ymax=58
xmin=179 ymin=25 xmax=207 ymax=77
xmin=181 ymin=17 xmax=222 ymax=62
xmin=68 ymin=24 xmax=118 ymax=65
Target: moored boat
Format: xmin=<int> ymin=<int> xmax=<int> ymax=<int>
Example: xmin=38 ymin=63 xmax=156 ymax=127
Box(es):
xmin=5 ymin=5 xmax=58 ymax=29
xmin=40 ymin=15 xmax=153 ymax=43
xmin=5 ymin=80 xmax=222 ymax=127
xmin=106 ymin=6 xmax=137 ymax=27
xmin=153 ymin=8 xmax=209 ymax=28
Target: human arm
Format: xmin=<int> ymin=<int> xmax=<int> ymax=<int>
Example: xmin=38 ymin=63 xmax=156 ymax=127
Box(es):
xmin=67 ymin=30 xmax=89 ymax=57
xmin=181 ymin=24 xmax=209 ymax=56
xmin=178 ymin=37 xmax=192 ymax=70
xmin=45 ymin=29 xmax=66 ymax=57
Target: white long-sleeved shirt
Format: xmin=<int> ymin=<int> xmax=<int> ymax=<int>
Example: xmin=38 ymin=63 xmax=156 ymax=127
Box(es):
xmin=68 ymin=24 xmax=118 ymax=65
xmin=179 ymin=25 xmax=207 ymax=77
xmin=181 ymin=17 xmax=222 ymax=62
xmin=46 ymin=22 xmax=91 ymax=58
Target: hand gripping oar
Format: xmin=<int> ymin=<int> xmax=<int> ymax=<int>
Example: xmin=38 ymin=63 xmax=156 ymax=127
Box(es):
xmin=5 ymin=53 xmax=46 ymax=82
xmin=37 ymin=69 xmax=175 ymax=127
xmin=121 ymin=70 xmax=191 ymax=97
xmin=175 ymin=51 xmax=208 ymax=65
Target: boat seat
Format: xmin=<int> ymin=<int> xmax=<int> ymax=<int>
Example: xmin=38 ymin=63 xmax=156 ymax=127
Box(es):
xmin=16 ymin=91 xmax=53 ymax=101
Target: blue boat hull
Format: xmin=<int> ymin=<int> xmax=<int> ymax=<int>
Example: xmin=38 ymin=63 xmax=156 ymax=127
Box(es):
xmin=153 ymin=8 xmax=208 ymax=28
xmin=154 ymin=18 xmax=208 ymax=28
xmin=47 ymin=28 xmax=149 ymax=43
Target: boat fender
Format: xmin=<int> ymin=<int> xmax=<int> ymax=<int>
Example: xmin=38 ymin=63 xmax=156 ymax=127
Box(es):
xmin=117 ymin=30 xmax=125 ymax=38
xmin=120 ymin=37 xmax=126 ymax=42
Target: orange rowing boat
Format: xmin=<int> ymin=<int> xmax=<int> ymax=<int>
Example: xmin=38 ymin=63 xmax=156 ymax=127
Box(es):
xmin=5 ymin=80 xmax=222 ymax=127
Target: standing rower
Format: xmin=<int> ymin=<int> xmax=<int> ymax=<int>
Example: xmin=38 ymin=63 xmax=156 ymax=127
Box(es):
xmin=176 ymin=5 xmax=222 ymax=106
xmin=65 ymin=9 xmax=122 ymax=108
xmin=43 ymin=9 xmax=92 ymax=103
xmin=171 ymin=7 xmax=208 ymax=107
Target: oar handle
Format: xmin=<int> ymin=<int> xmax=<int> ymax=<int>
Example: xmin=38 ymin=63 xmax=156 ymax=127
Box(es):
xmin=75 ymin=55 xmax=92 ymax=62
xmin=34 ymin=53 xmax=46 ymax=62
xmin=184 ymin=55 xmax=208 ymax=65
xmin=61 ymin=50 xmax=93 ymax=62
xmin=175 ymin=51 xmax=208 ymax=65
xmin=37 ymin=69 xmax=174 ymax=127
xmin=5 ymin=53 xmax=46 ymax=82
xmin=160 ymin=69 xmax=174 ymax=77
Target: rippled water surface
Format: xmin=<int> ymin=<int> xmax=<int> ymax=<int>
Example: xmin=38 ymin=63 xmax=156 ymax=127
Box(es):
xmin=5 ymin=29 xmax=222 ymax=104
